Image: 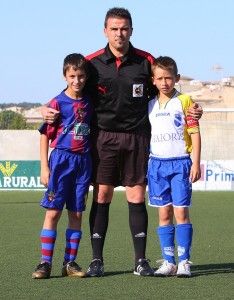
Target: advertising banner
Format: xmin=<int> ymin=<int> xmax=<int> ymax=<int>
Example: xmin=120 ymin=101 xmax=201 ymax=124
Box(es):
xmin=193 ymin=160 xmax=234 ymax=191
xmin=0 ymin=161 xmax=44 ymax=190
xmin=0 ymin=160 xmax=234 ymax=191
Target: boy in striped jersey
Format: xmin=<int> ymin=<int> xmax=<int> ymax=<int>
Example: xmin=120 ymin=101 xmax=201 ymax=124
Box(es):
xmin=32 ymin=53 xmax=92 ymax=279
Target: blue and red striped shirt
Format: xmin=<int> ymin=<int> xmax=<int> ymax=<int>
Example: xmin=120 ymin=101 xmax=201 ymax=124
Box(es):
xmin=39 ymin=91 xmax=92 ymax=153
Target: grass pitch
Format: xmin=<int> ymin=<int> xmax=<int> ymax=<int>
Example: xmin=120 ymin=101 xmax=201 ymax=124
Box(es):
xmin=0 ymin=191 xmax=234 ymax=300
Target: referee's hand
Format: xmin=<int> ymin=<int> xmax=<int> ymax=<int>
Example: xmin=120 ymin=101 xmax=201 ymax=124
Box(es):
xmin=41 ymin=106 xmax=60 ymax=124
xmin=187 ymin=103 xmax=203 ymax=120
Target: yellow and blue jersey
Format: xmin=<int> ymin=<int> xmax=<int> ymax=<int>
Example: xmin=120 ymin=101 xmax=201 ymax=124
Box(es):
xmin=148 ymin=89 xmax=200 ymax=158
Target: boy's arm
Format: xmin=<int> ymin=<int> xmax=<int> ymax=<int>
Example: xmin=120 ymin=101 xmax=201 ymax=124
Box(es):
xmin=40 ymin=133 xmax=50 ymax=187
xmin=190 ymin=132 xmax=201 ymax=183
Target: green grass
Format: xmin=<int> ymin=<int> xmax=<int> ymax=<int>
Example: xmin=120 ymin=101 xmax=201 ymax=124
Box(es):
xmin=0 ymin=191 xmax=234 ymax=300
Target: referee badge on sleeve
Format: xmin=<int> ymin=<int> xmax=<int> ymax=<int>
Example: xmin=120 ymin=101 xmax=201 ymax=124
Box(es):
xmin=133 ymin=84 xmax=143 ymax=97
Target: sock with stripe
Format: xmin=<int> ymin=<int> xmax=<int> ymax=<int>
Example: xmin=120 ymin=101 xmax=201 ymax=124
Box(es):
xmin=63 ymin=229 xmax=82 ymax=265
xmin=40 ymin=228 xmax=57 ymax=264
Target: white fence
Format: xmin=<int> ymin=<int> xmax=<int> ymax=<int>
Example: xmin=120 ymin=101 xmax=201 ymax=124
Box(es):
xmin=0 ymin=109 xmax=234 ymax=191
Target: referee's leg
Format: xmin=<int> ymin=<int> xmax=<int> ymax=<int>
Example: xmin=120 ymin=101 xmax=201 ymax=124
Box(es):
xmin=127 ymin=184 xmax=154 ymax=276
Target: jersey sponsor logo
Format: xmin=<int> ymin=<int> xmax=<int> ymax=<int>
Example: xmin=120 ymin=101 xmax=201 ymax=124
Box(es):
xmin=133 ymin=84 xmax=143 ymax=97
xmin=152 ymin=132 xmax=184 ymax=143
xmin=155 ymin=112 xmax=170 ymax=117
xmin=63 ymin=123 xmax=90 ymax=140
xmin=74 ymin=123 xmax=90 ymax=136
xmin=174 ymin=113 xmax=182 ymax=127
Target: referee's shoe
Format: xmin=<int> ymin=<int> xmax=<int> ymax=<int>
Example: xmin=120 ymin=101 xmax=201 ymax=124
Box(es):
xmin=134 ymin=259 xmax=154 ymax=276
xmin=86 ymin=259 xmax=104 ymax=277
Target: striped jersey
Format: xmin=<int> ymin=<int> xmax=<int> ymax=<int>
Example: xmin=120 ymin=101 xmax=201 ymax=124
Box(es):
xmin=148 ymin=89 xmax=200 ymax=158
xmin=39 ymin=91 xmax=92 ymax=153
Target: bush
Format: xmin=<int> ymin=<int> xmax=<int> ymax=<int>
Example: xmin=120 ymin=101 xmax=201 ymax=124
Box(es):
xmin=0 ymin=110 xmax=27 ymax=129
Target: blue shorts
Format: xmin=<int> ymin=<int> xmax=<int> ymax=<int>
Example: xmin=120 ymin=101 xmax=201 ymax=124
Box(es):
xmin=147 ymin=156 xmax=192 ymax=207
xmin=41 ymin=149 xmax=92 ymax=212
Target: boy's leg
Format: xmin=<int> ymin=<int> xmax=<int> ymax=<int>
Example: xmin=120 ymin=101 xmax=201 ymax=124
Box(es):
xmin=153 ymin=204 xmax=177 ymax=276
xmin=157 ymin=206 xmax=175 ymax=262
xmin=63 ymin=228 xmax=82 ymax=265
xmin=40 ymin=209 xmax=61 ymax=264
xmin=174 ymin=207 xmax=192 ymax=261
xmin=154 ymin=206 xmax=177 ymax=276
xmin=171 ymin=157 xmax=193 ymax=277
xmin=63 ymin=210 xmax=82 ymax=264
xmin=62 ymin=224 xmax=86 ymax=277
xmin=175 ymin=222 xmax=193 ymax=277
xmin=155 ymin=224 xmax=177 ymax=277
xmin=175 ymin=222 xmax=193 ymax=262
xmin=40 ymin=228 xmax=57 ymax=264
xmin=157 ymin=224 xmax=176 ymax=264
xmin=32 ymin=209 xmax=61 ymax=279
xmin=174 ymin=208 xmax=193 ymax=277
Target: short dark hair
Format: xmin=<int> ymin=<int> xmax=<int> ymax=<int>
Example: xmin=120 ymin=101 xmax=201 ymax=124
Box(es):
xmin=63 ymin=53 xmax=89 ymax=77
xmin=151 ymin=56 xmax=178 ymax=76
xmin=104 ymin=7 xmax=132 ymax=28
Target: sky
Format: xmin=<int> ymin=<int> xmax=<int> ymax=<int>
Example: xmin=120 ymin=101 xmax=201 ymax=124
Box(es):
xmin=1 ymin=0 xmax=233 ymax=104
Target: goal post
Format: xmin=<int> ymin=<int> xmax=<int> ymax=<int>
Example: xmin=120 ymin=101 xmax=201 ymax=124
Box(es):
xmin=193 ymin=108 xmax=234 ymax=190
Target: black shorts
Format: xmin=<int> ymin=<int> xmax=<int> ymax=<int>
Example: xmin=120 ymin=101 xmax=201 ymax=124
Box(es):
xmin=91 ymin=129 xmax=150 ymax=187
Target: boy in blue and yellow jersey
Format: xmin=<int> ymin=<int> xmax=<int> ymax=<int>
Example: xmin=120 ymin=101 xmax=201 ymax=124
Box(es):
xmin=32 ymin=53 xmax=92 ymax=279
xmin=147 ymin=56 xmax=201 ymax=278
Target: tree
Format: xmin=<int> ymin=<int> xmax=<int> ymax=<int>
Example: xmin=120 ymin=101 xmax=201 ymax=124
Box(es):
xmin=0 ymin=110 xmax=27 ymax=129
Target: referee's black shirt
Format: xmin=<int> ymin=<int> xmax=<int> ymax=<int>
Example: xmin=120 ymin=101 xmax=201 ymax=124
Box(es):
xmin=86 ymin=42 xmax=157 ymax=133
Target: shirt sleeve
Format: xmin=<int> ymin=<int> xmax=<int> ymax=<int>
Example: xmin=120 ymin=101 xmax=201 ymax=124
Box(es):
xmin=181 ymin=95 xmax=200 ymax=135
xmin=38 ymin=99 xmax=60 ymax=140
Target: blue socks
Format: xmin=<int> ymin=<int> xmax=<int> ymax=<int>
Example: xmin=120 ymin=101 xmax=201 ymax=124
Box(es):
xmin=40 ymin=229 xmax=57 ymax=264
xmin=63 ymin=229 xmax=82 ymax=265
xmin=176 ymin=223 xmax=193 ymax=262
xmin=157 ymin=225 xmax=175 ymax=264
xmin=157 ymin=223 xmax=193 ymax=263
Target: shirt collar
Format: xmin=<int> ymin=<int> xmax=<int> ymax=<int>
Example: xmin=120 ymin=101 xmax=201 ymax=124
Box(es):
xmin=103 ymin=42 xmax=137 ymax=63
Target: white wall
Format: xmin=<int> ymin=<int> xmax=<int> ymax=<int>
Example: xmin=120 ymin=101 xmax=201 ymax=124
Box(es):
xmin=0 ymin=130 xmax=40 ymax=160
